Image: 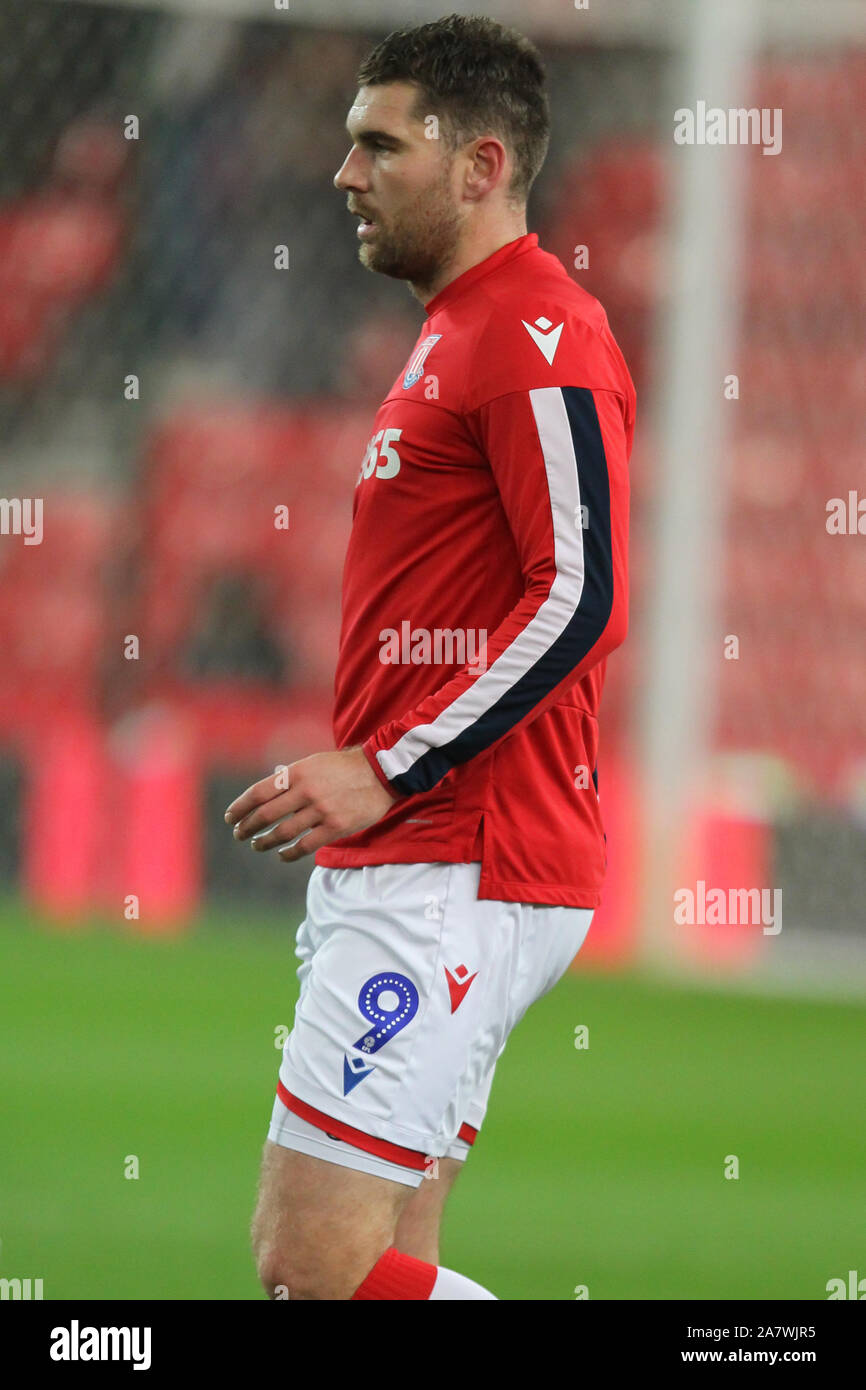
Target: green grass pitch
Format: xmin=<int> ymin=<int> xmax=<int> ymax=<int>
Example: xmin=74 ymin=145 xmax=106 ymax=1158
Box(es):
xmin=2 ymin=897 xmax=864 ymax=1300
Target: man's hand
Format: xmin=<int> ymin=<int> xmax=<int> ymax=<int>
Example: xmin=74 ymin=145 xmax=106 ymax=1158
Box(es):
xmin=223 ymin=746 xmax=398 ymax=863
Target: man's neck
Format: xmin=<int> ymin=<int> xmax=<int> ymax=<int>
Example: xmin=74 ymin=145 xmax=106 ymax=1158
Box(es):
xmin=411 ymin=218 xmax=528 ymax=307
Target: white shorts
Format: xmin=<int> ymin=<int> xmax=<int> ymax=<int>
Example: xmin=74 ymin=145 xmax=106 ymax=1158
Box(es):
xmin=268 ymin=861 xmax=593 ymax=1187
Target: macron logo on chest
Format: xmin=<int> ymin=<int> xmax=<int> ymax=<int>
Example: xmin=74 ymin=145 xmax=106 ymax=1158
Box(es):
xmin=522 ymin=315 xmax=564 ymax=365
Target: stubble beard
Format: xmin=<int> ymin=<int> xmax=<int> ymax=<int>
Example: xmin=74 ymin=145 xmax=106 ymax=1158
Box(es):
xmin=358 ymin=163 xmax=462 ymax=299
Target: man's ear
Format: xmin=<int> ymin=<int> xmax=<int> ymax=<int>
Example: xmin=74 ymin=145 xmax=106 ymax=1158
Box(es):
xmin=463 ymin=135 xmax=509 ymax=202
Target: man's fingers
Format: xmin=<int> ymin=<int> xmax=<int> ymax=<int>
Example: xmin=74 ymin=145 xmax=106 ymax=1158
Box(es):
xmin=224 ymin=768 xmax=294 ymax=827
xmin=277 ymin=823 xmax=336 ymax=863
xmin=249 ymin=806 xmax=322 ymax=853
xmin=226 ymin=748 xmax=394 ymax=865
xmin=232 ymin=787 xmax=307 ymax=841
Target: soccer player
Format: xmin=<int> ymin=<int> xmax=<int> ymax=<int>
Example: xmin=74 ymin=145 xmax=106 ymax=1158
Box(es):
xmin=225 ymin=14 xmax=635 ymax=1300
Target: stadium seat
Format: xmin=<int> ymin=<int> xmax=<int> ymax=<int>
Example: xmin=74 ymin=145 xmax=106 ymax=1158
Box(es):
xmin=125 ymin=399 xmax=367 ymax=763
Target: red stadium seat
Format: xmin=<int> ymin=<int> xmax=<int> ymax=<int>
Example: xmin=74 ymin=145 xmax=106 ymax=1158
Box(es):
xmin=124 ymin=399 xmax=371 ymax=762
xmin=0 ymin=493 xmax=116 ymax=734
xmin=0 ymin=192 xmax=126 ymax=380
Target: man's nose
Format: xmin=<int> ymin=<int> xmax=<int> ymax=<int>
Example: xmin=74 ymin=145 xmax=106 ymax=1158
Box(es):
xmin=334 ymin=147 xmax=368 ymax=192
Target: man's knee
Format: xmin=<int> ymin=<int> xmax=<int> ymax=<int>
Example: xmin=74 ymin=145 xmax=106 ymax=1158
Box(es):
xmin=253 ymin=1222 xmax=389 ymax=1302
xmin=254 ymin=1241 xmax=337 ymax=1302
xmin=252 ymin=1216 xmax=362 ymax=1301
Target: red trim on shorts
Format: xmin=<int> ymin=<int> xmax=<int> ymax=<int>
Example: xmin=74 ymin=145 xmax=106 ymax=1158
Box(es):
xmin=275 ymin=1081 xmax=429 ymax=1172
xmin=457 ymin=1121 xmax=478 ymax=1145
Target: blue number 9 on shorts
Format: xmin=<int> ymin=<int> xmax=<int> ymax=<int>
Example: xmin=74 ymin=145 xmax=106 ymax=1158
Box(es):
xmin=343 ymin=972 xmax=419 ymax=1094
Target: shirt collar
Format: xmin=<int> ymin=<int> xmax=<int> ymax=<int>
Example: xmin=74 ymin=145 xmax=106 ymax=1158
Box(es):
xmin=424 ymin=232 xmax=539 ymax=319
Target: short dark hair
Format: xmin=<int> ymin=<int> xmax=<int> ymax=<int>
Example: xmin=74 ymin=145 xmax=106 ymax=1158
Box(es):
xmin=356 ymin=13 xmax=550 ymax=205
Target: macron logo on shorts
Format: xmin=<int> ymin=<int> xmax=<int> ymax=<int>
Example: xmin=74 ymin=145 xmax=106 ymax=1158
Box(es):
xmin=444 ymin=964 xmax=478 ymax=1014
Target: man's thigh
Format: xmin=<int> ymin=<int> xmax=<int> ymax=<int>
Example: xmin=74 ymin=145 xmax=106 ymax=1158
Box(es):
xmin=252 ymin=1140 xmax=414 ymax=1300
xmin=252 ymin=1139 xmax=465 ymax=1298
xmin=393 ymin=1156 xmax=464 ymax=1265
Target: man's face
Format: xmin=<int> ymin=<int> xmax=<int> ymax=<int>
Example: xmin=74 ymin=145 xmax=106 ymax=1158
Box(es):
xmin=334 ymin=81 xmax=463 ymax=291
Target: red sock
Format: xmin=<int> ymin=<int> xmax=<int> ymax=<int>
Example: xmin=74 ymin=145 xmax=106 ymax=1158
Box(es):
xmin=351 ymin=1246 xmax=437 ymax=1300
